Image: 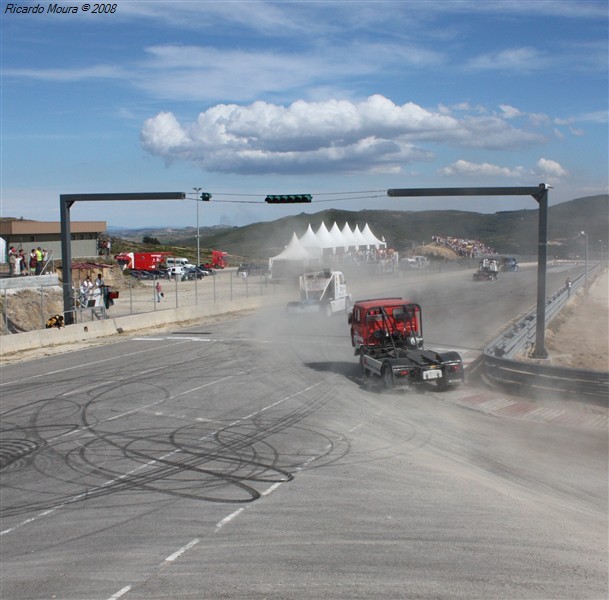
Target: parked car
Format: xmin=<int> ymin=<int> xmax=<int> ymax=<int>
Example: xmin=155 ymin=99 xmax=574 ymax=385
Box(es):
xmin=237 ymin=262 xmax=267 ymax=276
xmin=185 ymin=267 xmax=208 ymax=279
xmin=128 ymin=268 xmax=167 ymax=280
xmin=198 ymin=264 xmax=216 ymax=275
xmin=128 ymin=269 xmax=145 ymax=279
xmin=167 ymin=266 xmax=187 ymax=280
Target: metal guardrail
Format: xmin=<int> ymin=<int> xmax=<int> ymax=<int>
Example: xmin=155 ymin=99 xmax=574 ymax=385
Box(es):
xmin=482 ymin=264 xmax=608 ymax=404
xmin=483 ymin=354 xmax=608 ymax=402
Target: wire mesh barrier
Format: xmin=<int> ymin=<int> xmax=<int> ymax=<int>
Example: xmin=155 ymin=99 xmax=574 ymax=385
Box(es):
xmin=2 ymin=258 xmax=486 ymax=335
xmin=0 ymin=270 xmax=285 ymax=335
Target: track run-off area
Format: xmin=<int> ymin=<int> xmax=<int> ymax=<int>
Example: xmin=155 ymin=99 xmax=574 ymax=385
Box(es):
xmin=1 ymin=263 xmax=607 ymax=600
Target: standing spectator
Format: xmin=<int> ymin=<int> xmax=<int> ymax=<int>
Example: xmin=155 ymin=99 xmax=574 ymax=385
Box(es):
xmin=17 ymin=249 xmax=26 ymax=275
xmin=35 ymin=247 xmax=43 ymax=275
xmin=155 ymin=281 xmax=163 ymax=302
xmin=80 ymin=275 xmax=93 ymax=305
xmin=92 ymin=273 xmax=105 ymax=307
xmin=8 ymin=247 xmax=16 ymax=277
xmin=29 ymin=249 xmax=38 ymax=276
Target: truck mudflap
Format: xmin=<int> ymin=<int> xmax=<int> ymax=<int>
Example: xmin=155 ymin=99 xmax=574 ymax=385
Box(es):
xmin=434 ymin=351 xmax=465 ymax=385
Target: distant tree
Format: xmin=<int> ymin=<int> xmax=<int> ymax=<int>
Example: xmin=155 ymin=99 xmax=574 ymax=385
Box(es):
xmin=143 ymin=236 xmax=160 ymax=245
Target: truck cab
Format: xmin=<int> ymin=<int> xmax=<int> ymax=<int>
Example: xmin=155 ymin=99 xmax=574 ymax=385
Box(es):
xmin=210 ymin=250 xmax=229 ymax=269
xmin=287 ymin=269 xmax=352 ymax=316
xmin=350 ymin=299 xmax=423 ymax=351
xmin=473 ymin=258 xmax=499 ymax=281
xmin=348 ymin=297 xmax=463 ymax=390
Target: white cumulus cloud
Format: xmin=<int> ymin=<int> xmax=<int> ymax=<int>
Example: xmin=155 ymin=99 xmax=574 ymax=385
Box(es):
xmin=537 ymin=158 xmax=568 ymax=178
xmin=438 ymin=157 xmax=569 ymax=182
xmin=141 ymin=95 xmax=550 ymax=175
xmin=438 ymin=159 xmax=527 ymax=178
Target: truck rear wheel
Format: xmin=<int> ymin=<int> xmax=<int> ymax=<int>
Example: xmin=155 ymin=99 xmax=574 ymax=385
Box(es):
xmin=381 ymin=364 xmax=394 ymax=389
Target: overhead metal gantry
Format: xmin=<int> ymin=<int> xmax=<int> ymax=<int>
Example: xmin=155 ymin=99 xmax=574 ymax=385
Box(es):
xmin=60 ymin=185 xmax=550 ymax=357
xmin=386 ymin=184 xmax=550 ymax=358
xmin=60 ymin=192 xmax=185 ymax=324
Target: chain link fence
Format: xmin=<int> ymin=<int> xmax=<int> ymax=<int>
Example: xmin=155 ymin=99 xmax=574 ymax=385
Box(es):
xmin=0 ymin=270 xmax=287 ymax=335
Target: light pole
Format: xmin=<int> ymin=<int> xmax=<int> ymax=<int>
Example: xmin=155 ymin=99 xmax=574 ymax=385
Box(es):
xmin=599 ymin=240 xmax=604 ymax=269
xmin=193 ymin=187 xmax=202 ymax=266
xmin=580 ymin=231 xmax=588 ymax=291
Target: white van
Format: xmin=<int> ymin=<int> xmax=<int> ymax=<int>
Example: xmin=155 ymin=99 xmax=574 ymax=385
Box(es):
xmin=167 ymin=266 xmax=187 ymax=280
xmin=166 ymin=257 xmax=195 ymax=269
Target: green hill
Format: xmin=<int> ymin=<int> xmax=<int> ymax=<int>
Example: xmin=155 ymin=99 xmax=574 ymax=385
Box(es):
xmin=111 ymin=194 xmax=608 ymax=262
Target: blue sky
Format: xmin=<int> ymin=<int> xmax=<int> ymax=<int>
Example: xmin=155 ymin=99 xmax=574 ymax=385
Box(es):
xmin=2 ymin=0 xmax=608 ymax=228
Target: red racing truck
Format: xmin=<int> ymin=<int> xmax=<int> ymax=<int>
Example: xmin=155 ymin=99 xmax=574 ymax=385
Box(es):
xmin=202 ymin=250 xmax=229 ymax=269
xmin=349 ymin=297 xmax=464 ymax=390
xmin=114 ymin=252 xmax=172 ymax=271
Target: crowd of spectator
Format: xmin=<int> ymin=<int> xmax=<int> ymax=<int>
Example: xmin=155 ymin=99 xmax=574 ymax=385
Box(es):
xmin=7 ymin=246 xmax=50 ymax=277
xmin=324 ymin=247 xmax=399 ymax=273
xmin=431 ymin=235 xmax=495 ymax=258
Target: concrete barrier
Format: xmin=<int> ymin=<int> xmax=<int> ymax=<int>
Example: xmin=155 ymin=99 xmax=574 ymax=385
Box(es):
xmin=0 ymin=294 xmax=289 ymax=357
xmin=0 ymin=274 xmax=59 ymax=291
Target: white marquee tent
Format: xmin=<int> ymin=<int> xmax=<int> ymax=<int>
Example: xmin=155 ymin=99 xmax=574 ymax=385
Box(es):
xmin=353 ymin=225 xmax=370 ymax=248
xmin=315 ymin=222 xmax=336 ymax=250
xmin=329 ymin=222 xmax=349 ymax=249
xmin=269 ymin=222 xmax=387 ymax=276
xmin=340 ymin=222 xmax=359 ymax=249
xmin=362 ymin=223 xmax=386 ymax=248
xmin=270 ymin=232 xmax=311 ymax=261
xmin=298 ymin=224 xmax=324 ymax=257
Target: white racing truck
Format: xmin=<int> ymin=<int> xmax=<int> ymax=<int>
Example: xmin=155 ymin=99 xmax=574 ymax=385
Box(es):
xmin=287 ymin=269 xmax=352 ymax=317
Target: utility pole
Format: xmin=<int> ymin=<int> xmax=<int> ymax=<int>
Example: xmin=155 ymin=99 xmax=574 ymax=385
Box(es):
xmin=193 ymin=187 xmax=202 ymax=266
xmin=580 ymin=231 xmax=588 ymax=292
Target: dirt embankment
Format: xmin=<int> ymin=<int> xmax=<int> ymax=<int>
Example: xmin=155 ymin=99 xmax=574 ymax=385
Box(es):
xmin=543 ymin=270 xmax=608 ymax=371
xmin=1 ymin=289 xmax=64 ymax=334
xmin=0 ymin=269 xmax=142 ymax=334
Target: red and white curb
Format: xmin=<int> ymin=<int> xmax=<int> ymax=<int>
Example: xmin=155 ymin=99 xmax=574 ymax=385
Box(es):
xmin=449 ymin=388 xmax=607 ymax=430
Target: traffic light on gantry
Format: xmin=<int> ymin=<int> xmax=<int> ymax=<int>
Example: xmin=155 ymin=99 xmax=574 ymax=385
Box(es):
xmin=200 ymin=192 xmax=212 ymax=201
xmin=265 ymin=194 xmax=312 ymax=204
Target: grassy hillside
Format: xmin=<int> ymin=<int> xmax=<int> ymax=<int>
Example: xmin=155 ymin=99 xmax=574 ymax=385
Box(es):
xmin=111 ymin=194 xmax=608 ymax=262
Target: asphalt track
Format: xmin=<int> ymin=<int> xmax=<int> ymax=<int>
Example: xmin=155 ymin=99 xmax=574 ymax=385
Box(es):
xmin=1 ymin=263 xmax=607 ymax=600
